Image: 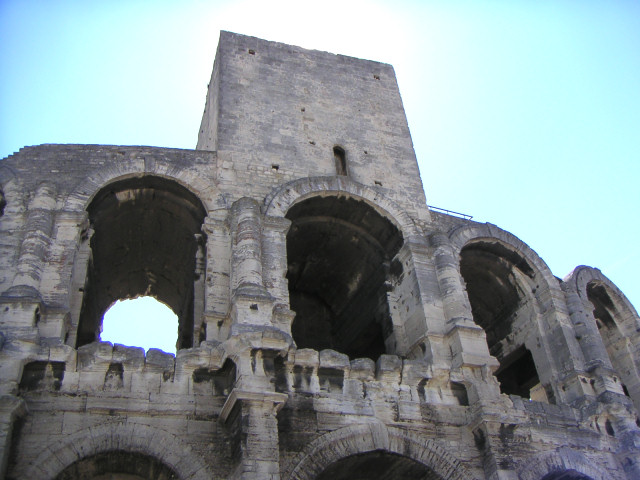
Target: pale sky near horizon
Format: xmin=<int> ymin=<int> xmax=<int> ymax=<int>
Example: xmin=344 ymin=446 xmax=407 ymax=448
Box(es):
xmin=1 ymin=0 xmax=639 ymax=353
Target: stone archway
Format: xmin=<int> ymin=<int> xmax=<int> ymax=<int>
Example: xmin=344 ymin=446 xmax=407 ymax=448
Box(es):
xmin=24 ymin=422 xmax=214 ymax=480
xmin=263 ymin=176 xmax=421 ymax=240
xmin=565 ymin=266 xmax=640 ymax=409
xmin=264 ymin=177 xmax=429 ymax=359
xmin=517 ymin=447 xmax=611 ymax=480
xmin=283 ymin=423 xmax=477 ymax=480
xmin=62 ymin=151 xmax=218 ymax=214
xmin=448 ymin=222 xmax=585 ymax=404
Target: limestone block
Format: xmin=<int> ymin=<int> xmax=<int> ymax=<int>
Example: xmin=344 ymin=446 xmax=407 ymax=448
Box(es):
xmin=376 ymin=354 xmax=402 ymax=383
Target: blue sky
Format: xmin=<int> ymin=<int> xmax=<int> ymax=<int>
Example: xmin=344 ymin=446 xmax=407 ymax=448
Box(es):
xmin=1 ymin=0 xmax=639 ymax=352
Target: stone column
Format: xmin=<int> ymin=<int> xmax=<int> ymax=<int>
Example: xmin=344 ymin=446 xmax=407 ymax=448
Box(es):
xmin=230 ymin=197 xmax=267 ymax=297
xmin=6 ymin=183 xmax=57 ymax=298
xmin=203 ymin=215 xmax=232 ymax=341
xmin=229 ymin=198 xmax=274 ymax=331
xmin=261 ymin=216 xmax=291 ymax=306
xmin=429 ymin=232 xmax=498 ymax=371
xmin=220 ymin=390 xmax=287 ymax=480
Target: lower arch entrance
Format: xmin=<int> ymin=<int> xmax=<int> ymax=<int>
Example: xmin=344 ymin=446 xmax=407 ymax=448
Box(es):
xmin=55 ymin=450 xmax=178 ymax=480
xmin=541 ymin=471 xmax=594 ymax=480
xmin=315 ymin=450 xmax=443 ymax=480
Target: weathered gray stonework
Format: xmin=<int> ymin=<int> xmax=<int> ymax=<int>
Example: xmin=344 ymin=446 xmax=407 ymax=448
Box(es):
xmin=1 ymin=31 xmax=639 ymax=480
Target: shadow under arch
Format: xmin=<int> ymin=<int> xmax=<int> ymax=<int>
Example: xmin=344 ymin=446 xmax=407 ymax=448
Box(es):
xmin=517 ymin=447 xmax=609 ymax=480
xmin=264 ymin=176 xmax=430 ymax=360
xmin=449 ymin=223 xmax=577 ymax=403
xmin=283 ymin=423 xmax=477 ymax=480
xmin=25 ymin=422 xmax=214 ymax=480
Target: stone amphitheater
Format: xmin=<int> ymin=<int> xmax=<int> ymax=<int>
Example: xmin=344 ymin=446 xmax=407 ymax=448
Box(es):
xmin=1 ymin=32 xmax=639 ymax=480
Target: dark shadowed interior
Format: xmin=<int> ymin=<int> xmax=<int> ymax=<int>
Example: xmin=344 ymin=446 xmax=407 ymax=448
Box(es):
xmin=286 ymin=196 xmax=403 ymax=360
xmin=460 ymin=241 xmax=543 ymax=399
xmin=315 ymin=450 xmax=441 ymax=480
xmin=55 ymin=450 xmax=178 ymax=480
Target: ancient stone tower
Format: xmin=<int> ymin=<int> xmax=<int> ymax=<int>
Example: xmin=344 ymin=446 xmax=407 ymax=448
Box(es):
xmin=1 ymin=32 xmax=639 ymax=480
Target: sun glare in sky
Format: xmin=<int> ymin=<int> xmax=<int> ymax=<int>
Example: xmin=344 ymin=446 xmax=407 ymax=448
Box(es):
xmin=101 ymin=297 xmax=178 ymax=355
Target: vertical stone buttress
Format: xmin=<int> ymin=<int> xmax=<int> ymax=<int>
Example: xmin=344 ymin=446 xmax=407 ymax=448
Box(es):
xmin=203 ymin=214 xmax=232 ymax=341
xmin=224 ymin=198 xmax=287 ymax=479
xmin=5 ymin=183 xmax=57 ymax=299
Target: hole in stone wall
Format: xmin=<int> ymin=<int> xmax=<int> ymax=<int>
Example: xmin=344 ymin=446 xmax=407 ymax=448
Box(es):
xmin=494 ymin=346 xmax=543 ymax=400
xmin=286 ymin=196 xmax=403 ymax=360
xmin=192 ymin=359 xmax=236 ymax=395
xmin=248 ymin=49 xmax=255 ymax=55
xmin=19 ymin=361 xmax=65 ymax=392
xmin=0 ymin=188 xmax=5 ymax=216
xmin=101 ymin=297 xmax=178 ymax=354
xmin=76 ymin=176 xmax=206 ymax=351
xmin=333 ymin=146 xmax=347 ymax=176
xmin=451 ymin=381 xmax=469 ymax=406
xmin=605 ymin=418 xmax=615 ymax=436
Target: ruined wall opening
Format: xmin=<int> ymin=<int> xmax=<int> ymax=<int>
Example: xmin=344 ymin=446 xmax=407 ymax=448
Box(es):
xmin=333 ymin=146 xmax=347 ymax=176
xmin=101 ymin=297 xmax=179 ymax=354
xmin=587 ymin=281 xmax=640 ymax=408
xmin=286 ymin=196 xmax=403 ymax=360
xmin=460 ymin=241 xmax=547 ymax=401
xmin=314 ymin=450 xmax=440 ymax=480
xmin=75 ymin=176 xmax=206 ymax=351
xmin=55 ymin=450 xmax=178 ymax=480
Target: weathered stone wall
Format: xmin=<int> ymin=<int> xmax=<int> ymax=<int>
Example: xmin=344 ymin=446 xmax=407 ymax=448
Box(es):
xmin=1 ymin=31 xmax=639 ymax=480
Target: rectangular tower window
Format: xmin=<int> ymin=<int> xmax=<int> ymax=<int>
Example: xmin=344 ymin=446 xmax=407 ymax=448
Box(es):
xmin=333 ymin=146 xmax=347 ymax=176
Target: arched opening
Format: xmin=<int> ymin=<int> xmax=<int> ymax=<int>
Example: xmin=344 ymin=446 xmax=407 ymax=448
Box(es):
xmin=286 ymin=196 xmax=403 ymax=360
xmin=55 ymin=450 xmax=178 ymax=480
xmin=587 ymin=281 xmax=640 ymax=407
xmin=460 ymin=241 xmax=548 ymax=401
xmin=101 ymin=297 xmax=178 ymax=354
xmin=76 ymin=176 xmax=206 ymax=351
xmin=315 ymin=450 xmax=440 ymax=480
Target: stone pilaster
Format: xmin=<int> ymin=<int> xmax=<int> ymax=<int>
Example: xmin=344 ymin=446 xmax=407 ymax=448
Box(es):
xmin=7 ymin=183 xmax=57 ymax=297
xmin=229 ymin=198 xmax=274 ymax=331
xmin=203 ymin=215 xmax=232 ymax=341
xmin=221 ymin=389 xmax=287 ymax=480
xmin=230 ymin=197 xmax=267 ymax=297
xmin=429 ymin=233 xmax=498 ymax=372
xmin=0 ymin=395 xmax=27 ymax=479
